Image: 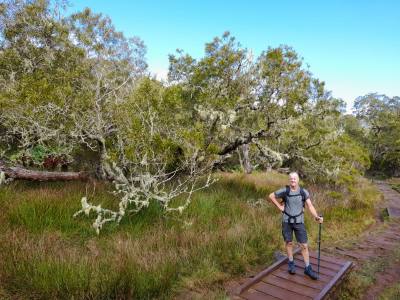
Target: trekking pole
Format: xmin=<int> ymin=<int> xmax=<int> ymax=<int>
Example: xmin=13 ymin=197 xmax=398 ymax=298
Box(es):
xmin=317 ymin=215 xmax=322 ymax=278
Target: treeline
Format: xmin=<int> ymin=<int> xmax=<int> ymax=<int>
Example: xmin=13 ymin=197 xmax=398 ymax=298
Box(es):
xmin=0 ymin=1 xmax=399 ymax=230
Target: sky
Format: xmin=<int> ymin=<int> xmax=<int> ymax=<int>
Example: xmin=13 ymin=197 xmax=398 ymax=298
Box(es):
xmin=68 ymin=0 xmax=400 ymax=111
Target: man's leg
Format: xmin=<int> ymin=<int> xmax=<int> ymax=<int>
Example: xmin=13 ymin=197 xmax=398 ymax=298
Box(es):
xmin=294 ymin=224 xmax=310 ymax=265
xmin=286 ymin=241 xmax=296 ymax=274
xmin=296 ymin=226 xmax=318 ymax=280
xmin=300 ymin=243 xmax=310 ymax=266
xmin=283 ymin=222 xmax=294 ymax=260
xmin=286 ymin=241 xmax=294 ymax=261
xmin=282 ymin=222 xmax=296 ymax=274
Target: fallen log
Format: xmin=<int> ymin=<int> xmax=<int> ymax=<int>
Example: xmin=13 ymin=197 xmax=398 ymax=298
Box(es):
xmin=0 ymin=160 xmax=88 ymax=181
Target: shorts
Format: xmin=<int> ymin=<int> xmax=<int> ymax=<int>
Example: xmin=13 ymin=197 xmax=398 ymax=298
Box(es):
xmin=282 ymin=222 xmax=308 ymax=244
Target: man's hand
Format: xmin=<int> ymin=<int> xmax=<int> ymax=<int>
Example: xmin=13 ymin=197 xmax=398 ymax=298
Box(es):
xmin=315 ymin=216 xmax=323 ymax=223
xmin=268 ymin=192 xmax=285 ymax=213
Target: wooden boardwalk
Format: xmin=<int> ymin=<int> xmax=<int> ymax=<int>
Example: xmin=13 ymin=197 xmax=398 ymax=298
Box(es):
xmin=229 ymin=249 xmax=352 ymax=300
xmin=387 ymin=206 xmax=400 ymax=218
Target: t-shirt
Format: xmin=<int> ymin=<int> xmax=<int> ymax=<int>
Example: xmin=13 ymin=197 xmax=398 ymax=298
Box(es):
xmin=274 ymin=187 xmax=310 ymax=223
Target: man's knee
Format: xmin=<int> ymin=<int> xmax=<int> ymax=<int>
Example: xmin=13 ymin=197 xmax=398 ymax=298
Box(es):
xmin=286 ymin=241 xmax=294 ymax=247
xmin=300 ymin=243 xmax=308 ymax=250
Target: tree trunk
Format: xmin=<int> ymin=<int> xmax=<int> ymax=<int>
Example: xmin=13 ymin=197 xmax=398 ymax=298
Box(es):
xmin=0 ymin=160 xmax=88 ymax=181
xmin=242 ymin=144 xmax=253 ymax=174
xmin=237 ymin=148 xmax=244 ymax=170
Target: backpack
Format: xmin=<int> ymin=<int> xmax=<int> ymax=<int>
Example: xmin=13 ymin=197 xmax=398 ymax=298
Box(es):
xmin=282 ymin=185 xmax=308 ymax=223
xmin=283 ymin=185 xmax=307 ymax=207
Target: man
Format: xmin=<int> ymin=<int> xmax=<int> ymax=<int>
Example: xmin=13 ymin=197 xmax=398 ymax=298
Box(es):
xmin=268 ymin=172 xmax=323 ymax=280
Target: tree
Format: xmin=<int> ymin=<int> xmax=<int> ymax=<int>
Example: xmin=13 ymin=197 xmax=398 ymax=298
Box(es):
xmin=0 ymin=0 xmax=214 ymax=233
xmin=353 ymin=93 xmax=400 ymax=176
xmin=168 ymin=33 xmax=350 ymax=181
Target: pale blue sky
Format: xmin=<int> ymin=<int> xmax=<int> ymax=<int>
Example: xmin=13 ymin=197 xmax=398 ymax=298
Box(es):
xmin=68 ymin=0 xmax=400 ymax=110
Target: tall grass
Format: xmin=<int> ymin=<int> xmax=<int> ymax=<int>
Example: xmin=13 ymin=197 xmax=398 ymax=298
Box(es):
xmin=0 ymin=171 xmax=381 ymax=299
xmin=337 ymin=247 xmax=400 ymax=299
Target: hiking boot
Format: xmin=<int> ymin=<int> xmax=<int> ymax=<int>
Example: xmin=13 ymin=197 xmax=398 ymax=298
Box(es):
xmin=288 ymin=260 xmax=296 ymax=274
xmin=304 ymin=265 xmax=318 ymax=280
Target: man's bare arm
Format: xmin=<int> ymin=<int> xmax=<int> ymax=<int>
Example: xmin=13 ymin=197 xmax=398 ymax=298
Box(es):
xmin=268 ymin=192 xmax=284 ymax=212
xmin=305 ymin=198 xmax=323 ymax=223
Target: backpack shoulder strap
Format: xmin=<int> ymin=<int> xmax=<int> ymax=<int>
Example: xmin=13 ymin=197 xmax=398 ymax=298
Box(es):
xmin=299 ymin=187 xmax=307 ymax=206
xmin=283 ymin=185 xmax=290 ymax=202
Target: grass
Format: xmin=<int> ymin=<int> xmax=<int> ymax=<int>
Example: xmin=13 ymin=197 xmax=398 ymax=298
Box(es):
xmin=0 ymin=171 xmax=382 ymax=299
xmin=388 ymin=177 xmax=400 ymax=193
xmin=379 ymin=282 xmax=400 ymax=300
xmin=390 ymin=184 xmax=400 ymax=193
xmin=338 ymin=247 xmax=400 ymax=300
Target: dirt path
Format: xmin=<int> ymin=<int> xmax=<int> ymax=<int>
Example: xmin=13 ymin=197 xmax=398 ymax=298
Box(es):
xmin=330 ymin=181 xmax=400 ymax=299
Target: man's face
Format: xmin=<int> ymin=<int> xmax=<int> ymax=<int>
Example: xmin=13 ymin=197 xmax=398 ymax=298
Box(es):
xmin=289 ymin=174 xmax=299 ymax=188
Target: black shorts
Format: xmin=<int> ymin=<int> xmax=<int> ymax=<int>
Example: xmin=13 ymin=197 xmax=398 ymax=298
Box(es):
xmin=282 ymin=222 xmax=308 ymax=244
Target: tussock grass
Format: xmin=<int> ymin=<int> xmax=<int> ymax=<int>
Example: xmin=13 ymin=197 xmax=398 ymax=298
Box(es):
xmin=0 ymin=171 xmax=381 ymax=299
xmin=387 ymin=177 xmax=400 ymax=193
xmin=338 ymin=247 xmax=400 ymax=300
xmin=379 ymin=282 xmax=400 ymax=300
xmin=387 ymin=177 xmax=400 ymax=185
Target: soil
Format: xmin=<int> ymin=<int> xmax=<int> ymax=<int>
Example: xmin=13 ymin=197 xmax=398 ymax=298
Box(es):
xmin=320 ymin=180 xmax=400 ymax=299
xmin=345 ymin=181 xmax=400 ymax=299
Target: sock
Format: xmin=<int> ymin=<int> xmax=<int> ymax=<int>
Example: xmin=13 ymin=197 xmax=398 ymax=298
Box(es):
xmin=288 ymin=256 xmax=293 ymax=262
xmin=305 ymin=261 xmax=310 ymax=267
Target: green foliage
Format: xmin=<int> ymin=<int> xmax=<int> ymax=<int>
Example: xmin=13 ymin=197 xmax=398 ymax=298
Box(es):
xmin=269 ymin=97 xmax=370 ymax=186
xmin=353 ymin=94 xmax=400 ymax=176
xmin=379 ymin=282 xmax=400 ymax=300
xmin=10 ymin=145 xmax=71 ymax=168
xmin=0 ymin=1 xmax=395 ymax=236
xmin=0 ymin=0 xmax=146 ymax=163
xmin=1 ymin=2 xmax=380 ymax=186
xmin=390 ymin=183 xmax=400 ymax=193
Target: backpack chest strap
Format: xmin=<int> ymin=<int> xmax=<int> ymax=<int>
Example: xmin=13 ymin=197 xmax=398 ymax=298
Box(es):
xmin=283 ymin=210 xmax=304 ymax=224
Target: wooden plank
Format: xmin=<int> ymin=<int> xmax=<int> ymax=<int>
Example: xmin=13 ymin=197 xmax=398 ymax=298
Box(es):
xmin=305 ymin=256 xmax=343 ymax=271
xmin=262 ymin=274 xmax=320 ymax=298
xmin=376 ymin=245 xmax=396 ymax=251
xmin=334 ymin=249 xmax=372 ymax=260
xmin=383 ymin=237 xmax=400 ymax=242
xmin=235 ymin=248 xmax=301 ymax=295
xmin=272 ymin=269 xmax=326 ymax=289
xmin=365 ymin=239 xmax=398 ymax=246
xmin=293 ymin=259 xmax=337 ymax=277
xmin=314 ymin=261 xmax=353 ymax=300
xmin=234 ymin=250 xmax=353 ymax=300
xmin=276 ymin=265 xmax=332 ymax=283
xmin=387 ymin=207 xmax=400 ymax=218
xmin=307 ymin=251 xmax=346 ymax=266
xmin=241 ymin=288 xmax=280 ymax=300
xmin=253 ymin=281 xmax=312 ymax=300
xmin=385 ymin=229 xmax=400 ymax=236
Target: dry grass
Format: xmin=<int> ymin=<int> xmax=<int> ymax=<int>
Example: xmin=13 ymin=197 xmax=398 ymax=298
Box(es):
xmin=0 ymin=171 xmax=382 ymax=299
xmin=387 ymin=177 xmax=400 ymax=185
xmin=219 ymin=170 xmax=288 ymax=191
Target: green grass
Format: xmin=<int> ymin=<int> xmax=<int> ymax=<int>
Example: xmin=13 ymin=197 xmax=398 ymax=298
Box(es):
xmin=388 ymin=178 xmax=400 ymax=193
xmin=390 ymin=184 xmax=400 ymax=193
xmin=380 ymin=282 xmax=400 ymax=300
xmin=338 ymin=248 xmax=400 ymax=300
xmin=0 ymin=171 xmax=382 ymax=299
